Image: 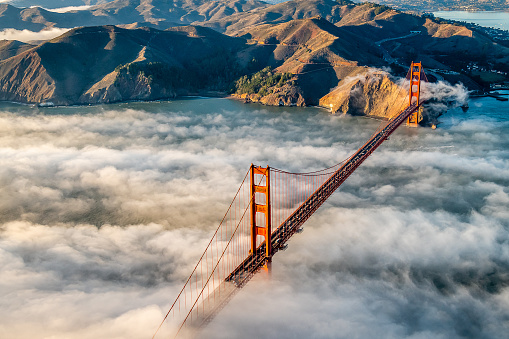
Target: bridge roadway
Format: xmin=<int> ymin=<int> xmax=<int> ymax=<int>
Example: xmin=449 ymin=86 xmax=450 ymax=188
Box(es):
xmin=226 ymin=102 xmax=422 ymax=285
xmin=187 ymin=102 xmax=422 ymax=330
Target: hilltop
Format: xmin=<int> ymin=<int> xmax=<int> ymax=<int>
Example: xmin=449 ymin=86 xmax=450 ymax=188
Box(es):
xmin=8 ymin=0 xmax=508 ymax=12
xmin=0 ymin=14 xmax=385 ymax=107
xmin=231 ymin=16 xmax=382 ymax=106
xmin=226 ymin=1 xmax=509 ymax=112
xmin=0 ymin=40 xmax=34 ymax=60
xmin=0 ymin=0 xmax=270 ymax=31
xmin=3 ymin=1 xmax=107 ymax=8
xmin=202 ymin=0 xmax=354 ymax=34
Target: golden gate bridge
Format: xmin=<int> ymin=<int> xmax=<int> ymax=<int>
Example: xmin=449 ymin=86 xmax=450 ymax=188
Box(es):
xmin=152 ymin=62 xmax=426 ymax=338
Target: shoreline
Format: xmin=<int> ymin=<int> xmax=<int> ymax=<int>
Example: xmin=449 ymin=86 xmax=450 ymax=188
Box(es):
xmin=433 ymin=10 xmax=509 ymax=13
xmin=0 ymin=92 xmax=230 ymax=109
xmin=1 ymin=87 xmax=506 ymax=111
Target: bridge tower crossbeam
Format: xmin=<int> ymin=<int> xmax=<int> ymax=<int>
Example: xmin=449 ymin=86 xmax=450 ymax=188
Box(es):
xmin=407 ymin=61 xmax=424 ymax=127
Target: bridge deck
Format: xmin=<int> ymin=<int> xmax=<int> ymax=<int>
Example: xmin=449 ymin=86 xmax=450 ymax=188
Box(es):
xmin=170 ymin=102 xmax=423 ymax=336
xmin=227 ymin=102 xmax=421 ymax=284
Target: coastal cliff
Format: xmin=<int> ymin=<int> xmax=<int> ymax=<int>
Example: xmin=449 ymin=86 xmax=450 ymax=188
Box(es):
xmin=319 ymin=71 xmax=407 ymax=119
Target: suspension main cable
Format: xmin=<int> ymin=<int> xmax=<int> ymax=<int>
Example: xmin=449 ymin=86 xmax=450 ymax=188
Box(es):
xmin=270 ymin=160 xmax=346 ymax=176
xmin=272 ymin=72 xmax=411 ymax=177
xmin=152 ymin=169 xmax=251 ymax=339
xmin=173 ymin=172 xmax=266 ymax=339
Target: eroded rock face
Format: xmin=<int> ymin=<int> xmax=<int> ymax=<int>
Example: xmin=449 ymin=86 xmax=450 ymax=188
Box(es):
xmin=80 ymin=70 xmax=178 ymax=104
xmin=0 ymin=52 xmax=56 ymax=104
xmin=319 ymin=69 xmax=469 ymax=126
xmin=320 ymin=71 xmax=408 ymax=119
xmin=261 ymin=85 xmax=306 ymax=106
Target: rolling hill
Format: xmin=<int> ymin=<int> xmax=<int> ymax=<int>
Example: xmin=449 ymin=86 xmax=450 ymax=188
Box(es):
xmin=203 ymin=0 xmax=354 ymax=34
xmin=4 ymin=1 xmax=108 ymax=9
xmin=0 ymin=0 xmax=507 ymax=123
xmin=233 ymin=16 xmax=383 ymax=105
xmin=0 ymin=25 xmax=247 ymax=104
xmin=0 ymin=14 xmax=386 ymax=107
xmin=0 ymin=0 xmax=270 ymax=31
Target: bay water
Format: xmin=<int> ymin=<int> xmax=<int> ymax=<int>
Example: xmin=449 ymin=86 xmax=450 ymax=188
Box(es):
xmin=433 ymin=10 xmax=509 ymax=30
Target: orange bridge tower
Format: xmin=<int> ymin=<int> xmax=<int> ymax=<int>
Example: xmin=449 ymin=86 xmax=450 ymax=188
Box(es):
xmin=250 ymin=165 xmax=272 ymax=264
xmin=407 ymin=61 xmax=424 ymax=127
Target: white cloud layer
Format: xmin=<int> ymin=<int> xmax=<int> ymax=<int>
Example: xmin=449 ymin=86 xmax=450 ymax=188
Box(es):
xmin=0 ymin=27 xmax=70 ymax=43
xmin=38 ymin=5 xmax=92 ymax=13
xmin=0 ymin=98 xmax=507 ymax=338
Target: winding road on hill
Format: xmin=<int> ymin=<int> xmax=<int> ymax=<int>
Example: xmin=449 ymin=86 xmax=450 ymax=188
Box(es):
xmin=375 ymin=31 xmax=421 ymax=64
xmin=375 ymin=31 xmax=446 ymax=81
xmin=251 ymin=34 xmax=447 ymax=81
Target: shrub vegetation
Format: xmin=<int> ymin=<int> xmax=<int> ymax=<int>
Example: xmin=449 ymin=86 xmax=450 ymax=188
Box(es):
xmin=234 ymin=67 xmax=293 ymax=96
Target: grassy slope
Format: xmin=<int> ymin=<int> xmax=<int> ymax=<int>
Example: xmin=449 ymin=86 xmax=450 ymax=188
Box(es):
xmin=0 ymin=40 xmax=35 ymax=61
xmin=0 ymin=24 xmax=247 ymax=104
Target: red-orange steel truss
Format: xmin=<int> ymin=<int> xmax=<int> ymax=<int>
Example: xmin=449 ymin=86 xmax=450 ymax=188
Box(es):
xmin=250 ymin=165 xmax=272 ymax=260
xmin=407 ymin=61 xmax=424 ymax=126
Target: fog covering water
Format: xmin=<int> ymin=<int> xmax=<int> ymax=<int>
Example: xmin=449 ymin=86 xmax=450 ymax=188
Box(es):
xmin=0 ymin=95 xmax=507 ymax=338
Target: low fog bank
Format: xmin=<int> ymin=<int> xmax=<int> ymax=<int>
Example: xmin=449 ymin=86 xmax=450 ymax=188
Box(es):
xmin=41 ymin=5 xmax=92 ymax=13
xmin=206 ymin=102 xmax=509 ymax=337
xmin=0 ymin=98 xmax=507 ymax=338
xmin=0 ymin=106 xmax=354 ymax=228
xmin=392 ymin=75 xmax=470 ymax=122
xmin=0 ymin=222 xmax=202 ymax=338
xmin=208 ymin=205 xmax=509 ymax=339
xmin=420 ymin=80 xmax=470 ymax=121
xmin=0 ymin=27 xmax=71 ymax=42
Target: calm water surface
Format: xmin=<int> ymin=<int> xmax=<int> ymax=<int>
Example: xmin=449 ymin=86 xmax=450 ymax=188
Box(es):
xmin=433 ymin=10 xmax=509 ymax=30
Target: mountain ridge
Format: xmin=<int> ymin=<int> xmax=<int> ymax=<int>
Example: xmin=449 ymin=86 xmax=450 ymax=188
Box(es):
xmin=0 ymin=0 xmax=507 ymax=125
xmin=0 ymin=24 xmax=248 ymax=105
xmin=0 ymin=0 xmax=271 ymax=31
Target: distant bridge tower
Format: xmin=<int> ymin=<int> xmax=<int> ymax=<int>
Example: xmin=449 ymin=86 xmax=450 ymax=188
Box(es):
xmin=407 ymin=61 xmax=424 ymax=127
